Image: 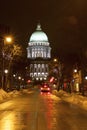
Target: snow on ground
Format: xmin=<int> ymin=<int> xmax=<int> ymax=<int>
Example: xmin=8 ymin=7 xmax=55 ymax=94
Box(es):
xmin=0 ymin=88 xmax=87 ymax=110
xmin=0 ymin=89 xmax=22 ymax=102
xmin=52 ymin=90 xmax=87 ymax=110
xmin=0 ymin=89 xmax=10 ymax=101
xmin=0 ymin=88 xmax=34 ymax=103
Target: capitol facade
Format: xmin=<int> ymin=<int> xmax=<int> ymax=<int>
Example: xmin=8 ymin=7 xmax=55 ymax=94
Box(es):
xmin=27 ymin=23 xmax=51 ymax=81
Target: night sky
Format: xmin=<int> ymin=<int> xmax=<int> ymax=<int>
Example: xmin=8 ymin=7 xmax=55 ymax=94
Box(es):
xmin=0 ymin=0 xmax=87 ymax=64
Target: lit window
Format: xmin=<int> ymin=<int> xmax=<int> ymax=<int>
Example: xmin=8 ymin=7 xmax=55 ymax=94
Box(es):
xmin=44 ymin=78 xmax=47 ymax=80
xmin=36 ymin=78 xmax=39 ymax=80
xmin=40 ymin=78 xmax=42 ymax=80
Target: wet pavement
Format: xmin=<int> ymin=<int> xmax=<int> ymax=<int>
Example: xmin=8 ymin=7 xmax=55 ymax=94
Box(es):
xmin=0 ymin=90 xmax=87 ymax=130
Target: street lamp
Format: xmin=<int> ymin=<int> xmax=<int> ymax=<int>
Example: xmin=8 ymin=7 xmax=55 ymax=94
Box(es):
xmin=4 ymin=69 xmax=8 ymax=89
xmin=53 ymin=58 xmax=58 ymax=62
xmin=74 ymin=69 xmax=78 ymax=73
xmin=1 ymin=36 xmax=12 ymax=90
xmin=18 ymin=76 xmax=21 ymax=80
xmin=4 ymin=69 xmax=8 ymax=74
xmin=5 ymin=37 xmax=12 ymax=43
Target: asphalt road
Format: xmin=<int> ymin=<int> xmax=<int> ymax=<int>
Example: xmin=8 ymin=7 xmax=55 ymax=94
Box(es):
xmin=0 ymin=89 xmax=87 ymax=130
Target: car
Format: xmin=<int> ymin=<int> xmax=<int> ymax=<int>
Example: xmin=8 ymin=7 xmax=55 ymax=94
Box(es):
xmin=40 ymin=83 xmax=51 ymax=93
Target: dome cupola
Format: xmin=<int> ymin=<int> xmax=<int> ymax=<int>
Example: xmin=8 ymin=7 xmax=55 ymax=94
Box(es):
xmin=29 ymin=24 xmax=48 ymax=42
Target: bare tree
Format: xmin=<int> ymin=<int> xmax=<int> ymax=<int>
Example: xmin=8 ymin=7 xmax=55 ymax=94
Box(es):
xmin=2 ymin=43 xmax=23 ymax=89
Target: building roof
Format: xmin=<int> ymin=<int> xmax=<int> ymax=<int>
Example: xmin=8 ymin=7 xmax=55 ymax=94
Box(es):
xmin=29 ymin=24 xmax=48 ymax=42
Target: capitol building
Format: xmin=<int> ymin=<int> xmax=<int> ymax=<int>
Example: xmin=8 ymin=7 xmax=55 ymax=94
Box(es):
xmin=27 ymin=23 xmax=51 ymax=81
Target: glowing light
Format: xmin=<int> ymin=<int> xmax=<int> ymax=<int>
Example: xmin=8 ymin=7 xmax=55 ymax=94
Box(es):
xmin=50 ymin=77 xmax=54 ymax=83
xmin=44 ymin=85 xmax=47 ymax=88
xmin=44 ymin=77 xmax=47 ymax=80
xmin=29 ymin=24 xmax=48 ymax=42
xmin=47 ymin=88 xmax=50 ymax=90
xmin=13 ymin=74 xmax=16 ymax=77
xmin=30 ymin=32 xmax=48 ymax=42
xmin=74 ymin=69 xmax=77 ymax=73
xmin=27 ymin=80 xmax=31 ymax=83
xmin=53 ymin=58 xmax=58 ymax=62
xmin=36 ymin=78 xmax=39 ymax=80
xmin=85 ymin=76 xmax=87 ymax=80
xmin=4 ymin=69 xmax=8 ymax=74
xmin=76 ymin=83 xmax=79 ymax=92
xmin=5 ymin=37 xmax=12 ymax=43
xmin=40 ymin=78 xmax=42 ymax=80
xmin=18 ymin=76 xmax=21 ymax=80
xmin=47 ymin=92 xmax=51 ymax=95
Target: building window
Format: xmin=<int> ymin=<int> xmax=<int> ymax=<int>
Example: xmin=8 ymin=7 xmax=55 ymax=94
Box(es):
xmin=36 ymin=53 xmax=42 ymax=57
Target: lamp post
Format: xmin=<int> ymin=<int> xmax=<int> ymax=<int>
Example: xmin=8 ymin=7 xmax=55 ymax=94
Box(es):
xmin=18 ymin=76 xmax=22 ymax=90
xmin=4 ymin=69 xmax=8 ymax=90
xmin=53 ymin=58 xmax=58 ymax=62
xmin=1 ymin=36 xmax=12 ymax=90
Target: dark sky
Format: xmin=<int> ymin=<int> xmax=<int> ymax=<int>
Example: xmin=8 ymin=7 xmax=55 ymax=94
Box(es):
xmin=0 ymin=0 xmax=87 ymax=63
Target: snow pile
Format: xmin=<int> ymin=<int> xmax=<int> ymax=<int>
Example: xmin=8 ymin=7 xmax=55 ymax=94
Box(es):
xmin=52 ymin=90 xmax=70 ymax=98
xmin=0 ymin=88 xmax=33 ymax=102
xmin=0 ymin=89 xmax=23 ymax=102
xmin=52 ymin=90 xmax=87 ymax=110
xmin=51 ymin=94 xmax=62 ymax=101
xmin=9 ymin=90 xmax=22 ymax=97
xmin=0 ymin=89 xmax=10 ymax=101
xmin=22 ymin=89 xmax=34 ymax=94
xmin=8 ymin=89 xmax=33 ymax=97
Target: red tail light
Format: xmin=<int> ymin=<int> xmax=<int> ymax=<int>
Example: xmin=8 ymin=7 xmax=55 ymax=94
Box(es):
xmin=44 ymin=85 xmax=47 ymax=88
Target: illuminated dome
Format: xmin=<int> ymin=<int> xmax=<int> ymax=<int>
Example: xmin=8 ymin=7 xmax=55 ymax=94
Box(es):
xmin=30 ymin=24 xmax=48 ymax=42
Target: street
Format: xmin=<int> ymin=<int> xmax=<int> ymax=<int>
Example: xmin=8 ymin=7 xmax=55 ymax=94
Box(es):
xmin=0 ymin=89 xmax=87 ymax=130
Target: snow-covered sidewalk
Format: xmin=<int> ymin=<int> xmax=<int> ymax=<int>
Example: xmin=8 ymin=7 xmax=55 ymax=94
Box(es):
xmin=52 ymin=90 xmax=87 ymax=110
